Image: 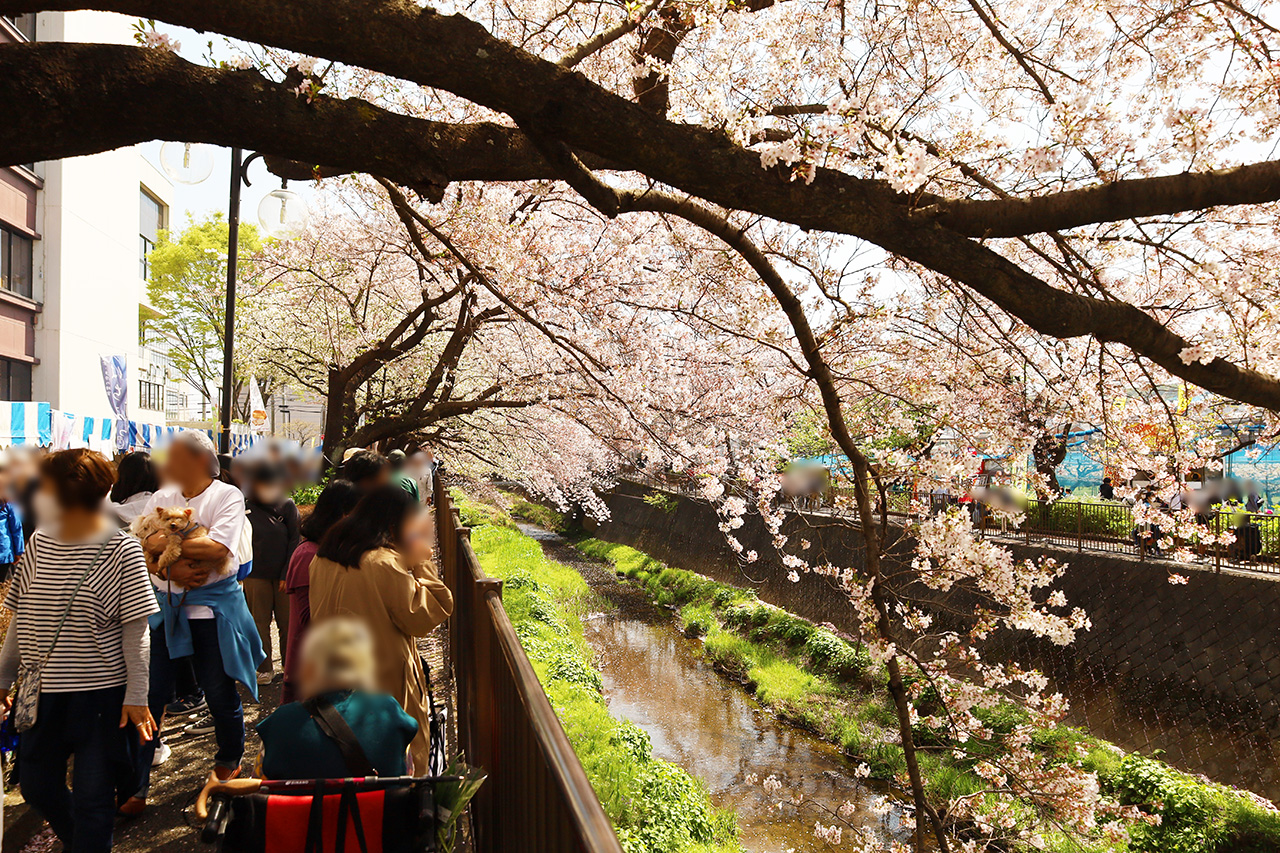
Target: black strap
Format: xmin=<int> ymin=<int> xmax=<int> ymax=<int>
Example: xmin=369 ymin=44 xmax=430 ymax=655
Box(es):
xmin=303 ymin=696 xmax=378 ymax=777
xmin=304 ymin=780 xmax=326 ymax=853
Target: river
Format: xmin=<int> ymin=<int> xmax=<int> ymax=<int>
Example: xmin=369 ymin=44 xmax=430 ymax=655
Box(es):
xmin=519 ymin=525 xmax=912 ymax=852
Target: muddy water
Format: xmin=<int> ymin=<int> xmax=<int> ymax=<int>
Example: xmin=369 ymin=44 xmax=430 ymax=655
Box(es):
xmin=583 ymin=612 xmax=909 ymax=851
xmin=518 ymin=523 xmax=913 ymax=850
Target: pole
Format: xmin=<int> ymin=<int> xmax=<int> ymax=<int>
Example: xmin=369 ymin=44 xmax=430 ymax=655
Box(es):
xmin=220 ymin=148 xmax=242 ymax=455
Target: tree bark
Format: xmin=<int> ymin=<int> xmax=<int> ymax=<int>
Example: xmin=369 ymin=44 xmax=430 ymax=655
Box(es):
xmin=4 ymin=32 xmax=1280 ymax=409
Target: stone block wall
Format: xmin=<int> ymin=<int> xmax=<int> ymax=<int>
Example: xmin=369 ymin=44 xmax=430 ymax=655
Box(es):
xmin=589 ymin=481 xmax=1280 ymax=796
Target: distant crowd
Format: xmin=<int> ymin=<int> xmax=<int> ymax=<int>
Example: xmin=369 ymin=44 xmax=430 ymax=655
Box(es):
xmin=0 ymin=437 xmax=452 ymax=852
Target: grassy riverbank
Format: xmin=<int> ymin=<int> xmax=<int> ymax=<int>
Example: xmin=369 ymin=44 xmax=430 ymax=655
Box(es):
xmin=575 ymin=537 xmax=1280 ymax=853
xmin=455 ymin=494 xmax=740 ymax=853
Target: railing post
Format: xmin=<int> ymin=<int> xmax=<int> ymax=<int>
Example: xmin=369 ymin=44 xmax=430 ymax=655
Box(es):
xmin=1214 ymin=512 xmax=1222 ymax=573
xmin=471 ymin=575 xmax=503 ymax=853
xmin=1076 ymin=501 xmax=1083 ymax=553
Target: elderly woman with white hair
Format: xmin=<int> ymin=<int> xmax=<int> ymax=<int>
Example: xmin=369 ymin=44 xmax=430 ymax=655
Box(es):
xmin=255 ymin=618 xmax=418 ymax=779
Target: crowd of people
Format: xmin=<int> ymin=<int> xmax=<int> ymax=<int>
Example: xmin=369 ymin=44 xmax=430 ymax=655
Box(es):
xmin=0 ymin=437 xmax=451 ymax=852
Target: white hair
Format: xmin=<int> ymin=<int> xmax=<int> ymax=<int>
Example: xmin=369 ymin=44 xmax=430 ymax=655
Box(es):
xmin=300 ymin=617 xmax=377 ymax=697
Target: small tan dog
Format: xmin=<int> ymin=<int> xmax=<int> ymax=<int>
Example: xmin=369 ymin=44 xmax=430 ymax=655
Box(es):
xmin=131 ymin=507 xmax=208 ymax=581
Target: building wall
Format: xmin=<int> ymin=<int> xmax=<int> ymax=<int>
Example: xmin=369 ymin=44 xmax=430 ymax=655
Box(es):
xmin=7 ymin=10 xmax=174 ymax=423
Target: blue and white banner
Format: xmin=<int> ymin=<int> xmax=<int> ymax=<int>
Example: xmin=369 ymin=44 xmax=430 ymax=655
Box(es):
xmin=0 ymin=402 xmax=52 ymax=447
xmin=0 ymin=401 xmax=260 ymax=457
xmin=99 ymin=355 xmax=128 ymax=420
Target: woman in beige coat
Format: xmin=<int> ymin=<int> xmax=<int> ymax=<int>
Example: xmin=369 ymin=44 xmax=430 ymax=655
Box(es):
xmin=309 ymin=485 xmax=452 ymax=771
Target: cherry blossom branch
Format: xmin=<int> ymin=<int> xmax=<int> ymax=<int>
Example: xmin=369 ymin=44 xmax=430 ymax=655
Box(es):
xmin=558 ymin=0 xmax=664 ymax=67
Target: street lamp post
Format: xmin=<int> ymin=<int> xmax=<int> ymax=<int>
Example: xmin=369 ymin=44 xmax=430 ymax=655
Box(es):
xmin=158 ymin=142 xmax=309 ymax=454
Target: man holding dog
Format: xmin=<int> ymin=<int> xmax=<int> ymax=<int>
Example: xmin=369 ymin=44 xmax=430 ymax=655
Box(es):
xmin=123 ymin=431 xmax=264 ymax=816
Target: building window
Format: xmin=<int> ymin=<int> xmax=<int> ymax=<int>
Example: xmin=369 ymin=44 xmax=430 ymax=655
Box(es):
xmin=3 ymin=13 xmax=36 ymax=40
xmin=0 ymin=359 xmax=32 ymax=402
xmin=0 ymin=227 xmax=33 ymax=300
xmin=139 ymin=380 xmax=164 ymax=412
xmin=140 ymin=189 xmax=166 ymax=280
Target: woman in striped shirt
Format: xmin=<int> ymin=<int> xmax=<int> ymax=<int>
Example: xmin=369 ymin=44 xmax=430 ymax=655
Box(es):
xmin=0 ymin=449 xmax=158 ymax=853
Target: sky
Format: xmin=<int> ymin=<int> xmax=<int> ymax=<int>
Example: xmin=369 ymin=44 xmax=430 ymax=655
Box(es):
xmin=139 ymin=25 xmax=317 ymax=229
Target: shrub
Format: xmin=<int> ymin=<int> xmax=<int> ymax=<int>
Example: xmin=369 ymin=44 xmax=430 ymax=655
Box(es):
xmin=291 ymin=482 xmax=325 ymax=507
xmin=508 ymin=497 xmax=566 ymax=532
xmin=451 ymin=488 xmax=516 ymax=530
xmin=804 ymin=629 xmax=870 ymax=680
xmin=643 ymin=491 xmax=680 ymax=514
xmin=1105 ymin=754 xmax=1280 ymax=853
xmin=679 ymin=602 xmax=715 ymax=638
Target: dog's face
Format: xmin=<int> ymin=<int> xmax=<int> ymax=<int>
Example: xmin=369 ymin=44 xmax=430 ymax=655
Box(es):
xmin=153 ymin=506 xmax=195 ymax=533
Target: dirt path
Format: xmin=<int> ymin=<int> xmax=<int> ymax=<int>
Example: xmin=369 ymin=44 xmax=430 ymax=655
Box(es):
xmin=3 ymin=625 xmax=453 ymax=853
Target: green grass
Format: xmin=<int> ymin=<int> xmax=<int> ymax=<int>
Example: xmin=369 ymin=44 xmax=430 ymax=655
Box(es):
xmin=450 ymin=487 xmax=518 ymax=530
xmin=466 ymin=522 xmax=740 ymax=853
xmin=1104 ymin=754 xmax=1280 ymax=853
xmin=572 ymin=536 xmax=1280 ymax=853
xmin=503 ymin=493 xmax=568 ymax=532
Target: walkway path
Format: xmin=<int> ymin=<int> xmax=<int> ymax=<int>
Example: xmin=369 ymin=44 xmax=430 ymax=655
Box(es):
xmin=3 ymin=627 xmax=453 ymax=853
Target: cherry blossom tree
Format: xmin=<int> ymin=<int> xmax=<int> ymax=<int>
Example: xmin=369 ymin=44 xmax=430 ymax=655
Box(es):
xmin=5 ymin=0 xmax=1280 ymax=846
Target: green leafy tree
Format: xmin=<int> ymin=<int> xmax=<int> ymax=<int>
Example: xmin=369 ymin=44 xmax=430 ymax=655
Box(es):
xmin=144 ymin=213 xmax=264 ymax=420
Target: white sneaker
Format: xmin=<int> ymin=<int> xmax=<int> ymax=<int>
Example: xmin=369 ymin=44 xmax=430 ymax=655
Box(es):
xmin=256 ymin=671 xmax=273 ymax=685
xmin=151 ymin=740 xmax=172 ymax=768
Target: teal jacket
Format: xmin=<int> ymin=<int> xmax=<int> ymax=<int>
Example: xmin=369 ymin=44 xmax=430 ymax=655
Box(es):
xmin=149 ymin=575 xmax=266 ymax=700
xmin=257 ymin=690 xmax=418 ymax=779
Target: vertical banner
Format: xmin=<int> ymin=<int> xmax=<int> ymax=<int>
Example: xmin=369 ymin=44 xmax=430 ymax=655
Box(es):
xmin=99 ymin=354 xmax=129 ymax=451
xmin=248 ymin=375 xmax=268 ymax=435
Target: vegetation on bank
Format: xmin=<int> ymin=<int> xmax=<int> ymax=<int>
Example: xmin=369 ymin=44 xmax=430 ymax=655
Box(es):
xmin=504 ymin=494 xmax=568 ymax=532
xmin=459 ymin=498 xmax=739 ymax=853
xmin=574 ymin=537 xmax=1280 ymax=853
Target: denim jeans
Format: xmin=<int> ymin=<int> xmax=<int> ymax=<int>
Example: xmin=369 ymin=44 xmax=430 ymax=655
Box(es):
xmin=19 ymin=685 xmax=131 ymax=853
xmin=137 ymin=620 xmax=244 ymax=795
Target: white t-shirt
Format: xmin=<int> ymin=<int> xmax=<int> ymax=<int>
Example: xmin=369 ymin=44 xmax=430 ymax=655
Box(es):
xmin=143 ymin=480 xmax=246 ymax=619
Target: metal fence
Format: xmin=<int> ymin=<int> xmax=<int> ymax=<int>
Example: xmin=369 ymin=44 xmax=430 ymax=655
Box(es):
xmin=434 ymin=479 xmax=625 ymax=853
xmin=622 ymin=474 xmax=1280 ymax=577
xmin=1012 ymin=499 xmax=1280 ymax=575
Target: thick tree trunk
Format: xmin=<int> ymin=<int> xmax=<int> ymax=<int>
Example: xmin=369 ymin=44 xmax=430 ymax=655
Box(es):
xmin=1032 ymin=428 xmax=1069 ymax=498
xmin=321 ymin=365 xmax=351 ymax=473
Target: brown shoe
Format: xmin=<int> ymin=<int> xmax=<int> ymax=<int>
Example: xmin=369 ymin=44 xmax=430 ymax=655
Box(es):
xmin=213 ymin=765 xmax=242 ymax=782
xmin=117 ymin=796 xmax=146 ymax=818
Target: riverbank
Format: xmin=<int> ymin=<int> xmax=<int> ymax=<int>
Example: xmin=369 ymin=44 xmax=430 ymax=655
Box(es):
xmin=459 ymin=500 xmax=740 ymax=853
xmin=573 ymin=535 xmax=1280 ymax=853
xmin=522 ymin=523 xmax=910 ymax=852
xmin=488 ymin=488 xmax=1280 ymax=850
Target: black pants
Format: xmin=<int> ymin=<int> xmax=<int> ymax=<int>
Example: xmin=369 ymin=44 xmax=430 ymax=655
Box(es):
xmin=136 ymin=622 xmax=244 ymax=796
xmin=20 ymin=686 xmax=134 ymax=853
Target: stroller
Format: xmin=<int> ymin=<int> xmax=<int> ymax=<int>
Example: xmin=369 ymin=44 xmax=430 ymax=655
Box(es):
xmin=197 ymin=774 xmax=451 ymax=853
xmin=197 ymin=694 xmax=456 ymax=853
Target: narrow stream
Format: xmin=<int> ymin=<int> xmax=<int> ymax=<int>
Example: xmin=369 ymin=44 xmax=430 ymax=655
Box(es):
xmin=584 ymin=612 xmax=907 ymax=852
xmin=519 ymin=525 xmax=911 ymax=852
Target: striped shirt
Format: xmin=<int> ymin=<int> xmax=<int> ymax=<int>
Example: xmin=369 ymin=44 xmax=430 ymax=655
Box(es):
xmin=2 ymin=529 xmax=158 ymax=693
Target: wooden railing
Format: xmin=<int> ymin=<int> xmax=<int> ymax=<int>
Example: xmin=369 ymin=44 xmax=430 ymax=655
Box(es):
xmin=432 ymin=478 xmax=625 ymax=853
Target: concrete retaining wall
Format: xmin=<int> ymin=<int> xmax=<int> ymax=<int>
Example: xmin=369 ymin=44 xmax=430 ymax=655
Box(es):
xmin=588 ymin=481 xmax=1280 ymax=795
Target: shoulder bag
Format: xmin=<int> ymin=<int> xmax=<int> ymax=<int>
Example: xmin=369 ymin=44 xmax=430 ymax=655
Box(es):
xmin=12 ymin=535 xmax=113 ymax=732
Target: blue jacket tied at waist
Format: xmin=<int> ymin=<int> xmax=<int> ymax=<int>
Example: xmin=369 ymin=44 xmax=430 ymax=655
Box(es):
xmin=149 ymin=576 xmax=266 ymax=700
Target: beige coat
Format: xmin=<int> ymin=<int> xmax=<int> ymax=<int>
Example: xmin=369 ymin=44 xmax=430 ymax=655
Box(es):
xmin=309 ymin=547 xmax=453 ymax=771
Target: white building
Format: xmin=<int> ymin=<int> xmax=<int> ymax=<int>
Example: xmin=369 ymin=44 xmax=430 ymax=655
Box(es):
xmin=1 ymin=10 xmax=177 ymax=428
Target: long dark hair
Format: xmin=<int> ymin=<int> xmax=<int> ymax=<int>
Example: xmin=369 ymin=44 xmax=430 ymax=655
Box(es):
xmin=300 ymin=479 xmax=361 ymax=543
xmin=110 ymin=451 xmax=160 ymax=503
xmin=316 ymin=485 xmax=421 ymax=568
